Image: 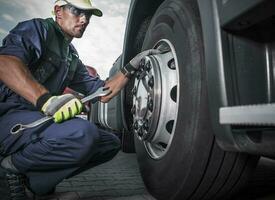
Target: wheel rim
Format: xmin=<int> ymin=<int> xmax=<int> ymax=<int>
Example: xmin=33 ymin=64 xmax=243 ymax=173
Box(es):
xmin=132 ymin=39 xmax=179 ymax=159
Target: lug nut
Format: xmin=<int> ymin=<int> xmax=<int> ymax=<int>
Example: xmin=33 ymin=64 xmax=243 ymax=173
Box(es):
xmin=132 ymin=86 xmax=137 ymax=96
xmin=148 ymin=77 xmax=154 ymax=88
xmin=139 ymin=58 xmax=146 ymax=69
xmin=131 ymin=105 xmax=136 ymax=115
xmin=148 ymin=99 xmax=153 ymax=111
xmin=133 ymin=121 xmax=139 ymax=130
xmin=143 ymin=120 xmax=149 ymax=131
xmin=138 ymin=129 xmax=144 ymax=137
xmin=145 ymin=61 xmax=151 ymax=71
xmin=138 ymin=70 xmax=147 ymax=80
xmin=135 ymin=72 xmax=140 ymax=79
xmin=136 ymin=70 xmax=143 ymax=80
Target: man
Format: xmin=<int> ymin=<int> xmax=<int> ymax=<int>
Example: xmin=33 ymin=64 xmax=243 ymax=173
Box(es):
xmin=0 ymin=0 xmax=159 ymax=199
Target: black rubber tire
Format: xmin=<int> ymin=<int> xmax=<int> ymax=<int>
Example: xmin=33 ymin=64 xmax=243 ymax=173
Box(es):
xmin=134 ymin=0 xmax=259 ymax=200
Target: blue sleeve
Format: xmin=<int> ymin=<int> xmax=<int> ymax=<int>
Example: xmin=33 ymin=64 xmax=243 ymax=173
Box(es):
xmin=68 ymin=60 xmax=105 ymax=95
xmin=0 ymin=18 xmax=47 ymax=65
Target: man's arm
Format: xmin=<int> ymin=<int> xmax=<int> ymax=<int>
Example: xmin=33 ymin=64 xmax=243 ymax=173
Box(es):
xmin=0 ymin=55 xmax=48 ymax=105
xmin=101 ymin=71 xmax=129 ymax=103
xmin=100 ymin=49 xmax=160 ymax=103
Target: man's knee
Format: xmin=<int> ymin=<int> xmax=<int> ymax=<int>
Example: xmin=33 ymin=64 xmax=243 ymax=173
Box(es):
xmin=73 ymin=121 xmax=101 ymax=160
xmin=101 ymin=131 xmax=121 ymax=158
xmin=50 ymin=119 xmax=100 ymax=162
xmin=112 ymin=134 xmax=121 ymax=152
xmin=66 ymin=119 xmax=99 ymax=140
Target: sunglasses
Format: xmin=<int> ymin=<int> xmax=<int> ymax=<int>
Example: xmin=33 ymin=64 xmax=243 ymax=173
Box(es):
xmin=63 ymin=4 xmax=92 ymax=19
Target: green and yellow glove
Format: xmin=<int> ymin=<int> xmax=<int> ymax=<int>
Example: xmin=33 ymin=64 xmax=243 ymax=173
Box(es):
xmin=36 ymin=93 xmax=83 ymax=123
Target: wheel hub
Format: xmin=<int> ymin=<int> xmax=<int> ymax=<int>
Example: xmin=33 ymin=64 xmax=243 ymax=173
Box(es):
xmin=132 ymin=56 xmax=161 ymax=141
xmin=132 ymin=39 xmax=179 ymax=159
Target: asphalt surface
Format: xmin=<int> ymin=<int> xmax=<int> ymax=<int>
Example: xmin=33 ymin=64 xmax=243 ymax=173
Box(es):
xmin=36 ymin=151 xmax=155 ymax=200
xmin=34 ymin=152 xmax=275 ymax=200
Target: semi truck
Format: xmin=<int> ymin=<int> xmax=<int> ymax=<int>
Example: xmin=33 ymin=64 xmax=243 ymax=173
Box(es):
xmin=90 ymin=0 xmax=275 ymax=199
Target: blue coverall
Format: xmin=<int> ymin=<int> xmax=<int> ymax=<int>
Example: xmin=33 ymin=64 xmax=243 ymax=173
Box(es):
xmin=0 ymin=18 xmax=121 ymax=195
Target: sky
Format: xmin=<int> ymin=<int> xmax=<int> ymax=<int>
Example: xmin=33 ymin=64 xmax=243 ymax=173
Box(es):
xmin=0 ymin=0 xmax=130 ymax=79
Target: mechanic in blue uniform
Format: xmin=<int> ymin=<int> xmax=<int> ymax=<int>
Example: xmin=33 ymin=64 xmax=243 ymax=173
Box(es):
xmin=0 ymin=0 xmax=159 ymax=199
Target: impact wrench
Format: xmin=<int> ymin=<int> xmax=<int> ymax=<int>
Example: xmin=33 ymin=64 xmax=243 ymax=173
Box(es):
xmin=10 ymin=87 xmax=111 ymax=135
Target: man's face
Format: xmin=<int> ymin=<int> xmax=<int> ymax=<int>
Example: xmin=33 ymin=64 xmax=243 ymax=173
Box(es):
xmin=55 ymin=5 xmax=92 ymax=39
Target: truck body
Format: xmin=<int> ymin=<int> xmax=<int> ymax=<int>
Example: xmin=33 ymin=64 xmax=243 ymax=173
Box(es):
xmin=90 ymin=0 xmax=275 ymax=199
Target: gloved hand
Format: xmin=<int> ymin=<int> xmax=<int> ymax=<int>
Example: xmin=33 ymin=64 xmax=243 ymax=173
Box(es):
xmin=121 ymin=49 xmax=160 ymax=78
xmin=130 ymin=49 xmax=160 ymax=69
xmin=37 ymin=93 xmax=83 ymax=123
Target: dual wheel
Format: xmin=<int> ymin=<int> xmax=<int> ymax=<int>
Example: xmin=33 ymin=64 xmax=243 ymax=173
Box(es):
xmin=130 ymin=0 xmax=259 ymax=199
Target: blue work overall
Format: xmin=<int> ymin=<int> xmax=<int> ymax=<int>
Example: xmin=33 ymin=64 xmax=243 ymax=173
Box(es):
xmin=0 ymin=18 xmax=121 ymax=195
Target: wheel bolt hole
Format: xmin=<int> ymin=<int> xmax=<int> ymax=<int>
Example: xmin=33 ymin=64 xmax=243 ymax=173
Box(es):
xmin=158 ymin=142 xmax=167 ymax=149
xmin=166 ymin=120 xmax=174 ymax=134
xmin=168 ymin=58 xmax=176 ymax=70
xmin=170 ymin=86 xmax=177 ymax=102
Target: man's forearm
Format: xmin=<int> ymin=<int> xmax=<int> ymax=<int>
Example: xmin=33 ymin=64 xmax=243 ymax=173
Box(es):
xmin=0 ymin=55 xmax=48 ymax=105
xmin=101 ymin=71 xmax=129 ymax=103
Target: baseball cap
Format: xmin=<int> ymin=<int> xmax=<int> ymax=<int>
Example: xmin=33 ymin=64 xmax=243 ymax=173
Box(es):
xmin=55 ymin=0 xmax=103 ymax=17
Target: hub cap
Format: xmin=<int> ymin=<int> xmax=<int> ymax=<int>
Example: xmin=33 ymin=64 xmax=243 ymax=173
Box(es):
xmin=132 ymin=39 xmax=179 ymax=159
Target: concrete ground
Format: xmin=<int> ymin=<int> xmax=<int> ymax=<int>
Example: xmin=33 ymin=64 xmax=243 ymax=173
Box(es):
xmin=36 ymin=152 xmax=155 ymax=200
xmin=35 ymin=152 xmax=275 ymax=200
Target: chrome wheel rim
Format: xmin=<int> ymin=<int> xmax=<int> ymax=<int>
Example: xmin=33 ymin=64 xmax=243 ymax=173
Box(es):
xmin=132 ymin=39 xmax=179 ymax=159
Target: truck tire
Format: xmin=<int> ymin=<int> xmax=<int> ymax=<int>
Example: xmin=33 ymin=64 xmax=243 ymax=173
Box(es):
xmin=133 ymin=0 xmax=259 ymax=199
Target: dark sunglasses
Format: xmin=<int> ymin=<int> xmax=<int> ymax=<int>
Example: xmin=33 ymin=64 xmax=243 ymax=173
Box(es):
xmin=63 ymin=4 xmax=92 ymax=19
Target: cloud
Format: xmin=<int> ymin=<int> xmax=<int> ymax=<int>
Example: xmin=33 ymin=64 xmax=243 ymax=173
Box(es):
xmin=0 ymin=28 xmax=8 ymax=35
xmin=7 ymin=0 xmax=52 ymax=18
xmin=2 ymin=14 xmax=15 ymax=22
xmin=96 ymin=1 xmax=129 ymax=16
xmin=72 ymin=0 xmax=130 ymax=79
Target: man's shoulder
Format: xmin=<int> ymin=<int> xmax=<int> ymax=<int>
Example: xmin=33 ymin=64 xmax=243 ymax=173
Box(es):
xmin=15 ymin=18 xmax=49 ymax=32
xmin=29 ymin=18 xmax=53 ymax=30
xmin=17 ymin=18 xmax=45 ymax=26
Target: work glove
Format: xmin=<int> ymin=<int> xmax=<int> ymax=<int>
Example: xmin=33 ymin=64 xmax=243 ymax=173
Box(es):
xmin=121 ymin=49 xmax=160 ymax=78
xmin=36 ymin=93 xmax=83 ymax=123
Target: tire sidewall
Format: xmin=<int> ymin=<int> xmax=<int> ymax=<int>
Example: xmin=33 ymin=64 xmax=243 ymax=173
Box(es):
xmin=134 ymin=0 xmax=214 ymax=198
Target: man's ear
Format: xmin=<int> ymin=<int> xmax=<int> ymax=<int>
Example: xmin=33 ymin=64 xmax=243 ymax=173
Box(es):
xmin=54 ymin=5 xmax=63 ymax=19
